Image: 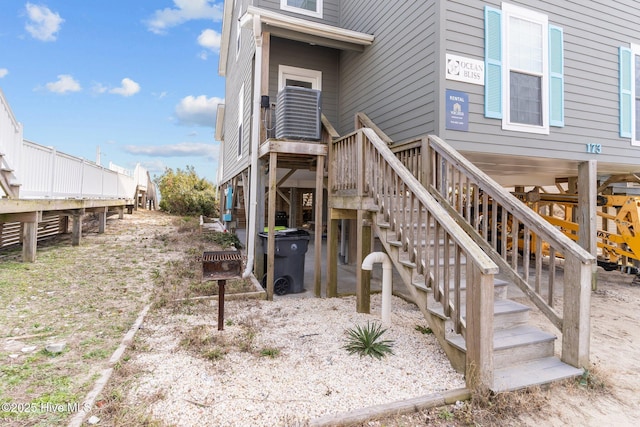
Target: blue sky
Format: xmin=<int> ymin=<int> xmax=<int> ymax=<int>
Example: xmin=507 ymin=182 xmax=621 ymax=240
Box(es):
xmin=0 ymin=0 xmax=225 ymax=183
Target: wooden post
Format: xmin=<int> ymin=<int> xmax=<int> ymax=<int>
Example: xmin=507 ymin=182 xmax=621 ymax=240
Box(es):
xmin=356 ymin=210 xmax=372 ymax=313
xmin=562 ymin=257 xmax=591 ymax=367
xmin=327 ymin=210 xmax=339 ymax=298
xmin=348 ymin=219 xmax=357 ymax=265
xmin=266 ymin=152 xmax=277 ymax=301
xmin=314 ymin=155 xmax=325 ymax=297
xmin=97 ymin=207 xmax=107 ymax=234
xmin=72 ymin=213 xmax=82 ymax=246
xmin=465 ymin=267 xmax=495 ymax=390
xmin=577 ymin=160 xmax=598 ymax=291
xmin=22 ymin=220 xmax=38 ymax=263
xmin=421 ymin=136 xmax=430 ymax=188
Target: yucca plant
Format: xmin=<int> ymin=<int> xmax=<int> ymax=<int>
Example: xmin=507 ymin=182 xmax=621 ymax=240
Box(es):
xmin=343 ymin=321 xmax=395 ymax=359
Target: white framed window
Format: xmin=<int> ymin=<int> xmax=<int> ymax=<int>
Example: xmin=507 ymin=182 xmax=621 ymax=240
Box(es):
xmin=502 ymin=3 xmax=549 ymax=134
xmin=237 ymin=84 xmax=244 ymax=159
xmin=278 ymin=65 xmax=322 ymax=90
xmin=624 ymin=44 xmax=640 ymax=146
xmin=280 ymin=0 xmax=322 ymax=19
xmin=485 ymin=3 xmax=563 ymax=134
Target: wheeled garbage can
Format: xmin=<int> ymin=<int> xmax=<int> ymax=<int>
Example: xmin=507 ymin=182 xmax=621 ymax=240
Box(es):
xmin=259 ymin=229 xmax=310 ymax=295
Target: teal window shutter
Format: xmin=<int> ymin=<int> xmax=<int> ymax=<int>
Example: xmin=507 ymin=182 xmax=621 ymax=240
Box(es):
xmin=549 ymin=25 xmax=564 ymax=127
xmin=620 ymin=46 xmax=632 ymax=138
xmin=485 ymin=6 xmax=502 ymax=119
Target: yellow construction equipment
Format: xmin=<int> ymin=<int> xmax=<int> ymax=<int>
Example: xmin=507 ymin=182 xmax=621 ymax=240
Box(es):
xmin=517 ymin=186 xmax=640 ymax=273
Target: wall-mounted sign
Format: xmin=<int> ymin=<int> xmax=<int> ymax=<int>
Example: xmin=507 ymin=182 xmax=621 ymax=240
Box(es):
xmin=446 ymin=54 xmax=484 ymax=85
xmin=446 ymin=89 xmax=468 ymax=131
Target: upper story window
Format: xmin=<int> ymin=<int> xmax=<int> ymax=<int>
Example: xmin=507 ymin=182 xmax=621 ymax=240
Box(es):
xmin=280 ymin=0 xmax=323 ymax=19
xmin=278 ymin=65 xmax=322 ymax=90
xmin=619 ymin=44 xmax=640 ymax=146
xmin=485 ymin=3 xmax=564 ymax=134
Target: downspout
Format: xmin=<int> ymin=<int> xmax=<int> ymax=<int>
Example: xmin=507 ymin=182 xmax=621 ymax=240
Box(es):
xmin=243 ymin=13 xmax=263 ymax=279
xmin=361 ymin=252 xmax=393 ymax=324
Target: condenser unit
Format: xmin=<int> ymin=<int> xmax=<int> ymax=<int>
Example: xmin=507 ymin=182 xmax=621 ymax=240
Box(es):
xmin=275 ymin=86 xmax=321 ymax=140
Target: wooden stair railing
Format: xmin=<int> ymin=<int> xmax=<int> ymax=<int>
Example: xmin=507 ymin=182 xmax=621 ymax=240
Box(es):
xmin=330 ymin=127 xmax=499 ymax=389
xmin=390 ymin=133 xmax=595 ymax=369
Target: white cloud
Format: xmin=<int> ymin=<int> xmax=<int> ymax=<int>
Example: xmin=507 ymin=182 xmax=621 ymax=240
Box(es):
xmin=198 ymin=28 xmax=221 ymax=51
xmin=0 ymin=69 xmax=8 ymax=78
xmin=109 ymin=78 xmax=141 ymax=97
xmin=124 ymin=142 xmax=219 ymax=161
xmin=140 ymin=159 xmax=170 ymax=177
xmin=175 ymin=95 xmax=222 ymax=127
xmin=145 ymin=0 xmax=223 ymax=35
xmin=25 ymin=3 xmax=64 ymax=42
xmin=45 ymin=74 xmax=81 ymax=94
xmin=92 ymin=82 xmax=108 ymax=94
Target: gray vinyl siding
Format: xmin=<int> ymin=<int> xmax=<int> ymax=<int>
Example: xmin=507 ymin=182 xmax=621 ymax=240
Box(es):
xmin=256 ymin=0 xmax=340 ymax=26
xmin=220 ymin=0 xmax=255 ymax=184
xmin=268 ymin=37 xmax=340 ymax=126
xmin=442 ymin=0 xmax=640 ymax=167
xmin=338 ymin=1 xmax=438 ymax=141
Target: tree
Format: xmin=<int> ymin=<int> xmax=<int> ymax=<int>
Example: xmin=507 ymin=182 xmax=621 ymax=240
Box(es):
xmin=155 ymin=166 xmax=219 ymax=217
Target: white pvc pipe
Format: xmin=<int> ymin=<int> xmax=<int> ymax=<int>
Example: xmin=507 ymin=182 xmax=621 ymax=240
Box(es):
xmin=361 ymin=252 xmax=393 ymax=324
xmin=242 ymin=14 xmax=263 ymax=279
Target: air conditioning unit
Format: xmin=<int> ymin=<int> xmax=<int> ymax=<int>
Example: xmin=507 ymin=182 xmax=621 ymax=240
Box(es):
xmin=275 ymin=86 xmax=321 ymax=140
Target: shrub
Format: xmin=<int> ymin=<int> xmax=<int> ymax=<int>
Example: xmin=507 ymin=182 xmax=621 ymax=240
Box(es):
xmin=204 ymin=231 xmax=243 ymax=249
xmin=343 ymin=321 xmax=394 ymax=359
xmin=156 ymin=166 xmax=219 ymax=217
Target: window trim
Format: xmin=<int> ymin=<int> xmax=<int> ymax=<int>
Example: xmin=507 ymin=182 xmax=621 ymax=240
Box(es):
xmin=630 ymin=44 xmax=640 ymax=146
xmin=280 ymin=0 xmax=323 ymax=19
xmin=278 ymin=65 xmax=322 ymax=90
xmin=501 ymin=2 xmax=549 ymax=135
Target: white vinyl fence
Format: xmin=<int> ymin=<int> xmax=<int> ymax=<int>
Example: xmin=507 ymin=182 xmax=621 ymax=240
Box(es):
xmin=1 ymin=88 xmax=147 ymax=200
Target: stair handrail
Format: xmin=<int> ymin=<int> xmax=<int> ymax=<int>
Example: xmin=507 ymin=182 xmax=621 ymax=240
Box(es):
xmin=392 ymin=133 xmax=594 ymax=368
xmin=331 ymin=126 xmax=499 ymax=388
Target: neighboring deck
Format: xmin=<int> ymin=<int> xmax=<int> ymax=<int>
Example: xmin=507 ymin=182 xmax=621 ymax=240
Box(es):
xmin=0 ymin=88 xmax=148 ymax=262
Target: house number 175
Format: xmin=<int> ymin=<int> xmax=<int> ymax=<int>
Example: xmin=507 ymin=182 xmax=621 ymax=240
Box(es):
xmin=586 ymin=143 xmax=602 ymax=154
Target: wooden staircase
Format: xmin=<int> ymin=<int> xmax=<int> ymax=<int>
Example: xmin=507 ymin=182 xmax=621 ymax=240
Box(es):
xmin=373 ymin=215 xmax=582 ymax=392
xmin=328 ymin=114 xmax=594 ymax=392
xmin=0 ymin=152 xmax=20 ymax=198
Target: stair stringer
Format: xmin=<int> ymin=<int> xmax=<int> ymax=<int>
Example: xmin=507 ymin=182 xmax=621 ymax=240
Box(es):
xmin=371 ymin=218 xmax=467 ymax=373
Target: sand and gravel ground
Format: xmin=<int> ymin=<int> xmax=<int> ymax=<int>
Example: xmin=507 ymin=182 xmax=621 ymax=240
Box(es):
xmin=3 ymin=210 xmax=640 ymax=426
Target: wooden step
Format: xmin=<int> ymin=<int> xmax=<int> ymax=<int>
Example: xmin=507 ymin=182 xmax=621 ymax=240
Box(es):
xmin=428 ymin=299 xmax=530 ymax=331
xmin=410 ymin=273 xmax=509 ymax=301
xmin=491 ymin=356 xmax=583 ymax=392
xmin=448 ymin=325 xmax=556 ymax=366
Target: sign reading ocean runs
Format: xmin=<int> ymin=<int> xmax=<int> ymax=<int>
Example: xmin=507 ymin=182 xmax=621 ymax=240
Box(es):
xmin=446 ymin=54 xmax=484 ymax=85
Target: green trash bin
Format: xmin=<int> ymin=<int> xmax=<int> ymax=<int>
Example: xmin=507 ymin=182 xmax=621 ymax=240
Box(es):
xmin=259 ymin=229 xmax=310 ymax=295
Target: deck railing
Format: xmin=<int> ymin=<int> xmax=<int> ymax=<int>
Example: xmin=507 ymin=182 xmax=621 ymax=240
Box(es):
xmin=19 ymin=140 xmax=139 ymax=199
xmin=1 ymin=89 xmax=146 ymax=201
xmin=331 ymin=127 xmax=499 ymax=388
xmin=391 ymin=133 xmax=594 ymax=367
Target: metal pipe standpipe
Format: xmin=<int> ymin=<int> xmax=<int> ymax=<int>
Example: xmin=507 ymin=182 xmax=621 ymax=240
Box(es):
xmin=361 ymin=252 xmax=393 ymax=324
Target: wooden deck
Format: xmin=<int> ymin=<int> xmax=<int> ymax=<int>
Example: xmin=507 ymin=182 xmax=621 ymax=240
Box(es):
xmin=0 ymin=198 xmax=133 ymax=262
